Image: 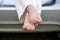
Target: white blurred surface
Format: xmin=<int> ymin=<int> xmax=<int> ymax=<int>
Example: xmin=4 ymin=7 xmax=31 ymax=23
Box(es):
xmin=0 ymin=0 xmax=60 ymax=10
xmin=56 ymin=0 xmax=60 ymax=4
xmin=0 ymin=0 xmax=60 ymax=5
xmin=0 ymin=0 xmax=15 ymax=5
xmin=42 ymin=0 xmax=52 ymax=4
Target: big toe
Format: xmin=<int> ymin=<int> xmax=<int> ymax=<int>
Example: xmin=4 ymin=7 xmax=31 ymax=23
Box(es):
xmin=23 ymin=25 xmax=28 ymax=30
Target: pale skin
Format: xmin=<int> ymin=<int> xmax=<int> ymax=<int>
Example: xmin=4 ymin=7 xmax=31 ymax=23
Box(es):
xmin=23 ymin=5 xmax=42 ymax=30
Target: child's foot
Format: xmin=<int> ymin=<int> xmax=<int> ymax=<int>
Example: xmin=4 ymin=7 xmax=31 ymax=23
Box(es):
xmin=23 ymin=14 xmax=35 ymax=30
xmin=29 ymin=12 xmax=42 ymax=24
xmin=27 ymin=5 xmax=42 ymax=24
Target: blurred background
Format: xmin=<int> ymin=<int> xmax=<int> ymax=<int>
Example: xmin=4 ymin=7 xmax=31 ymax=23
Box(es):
xmin=0 ymin=0 xmax=60 ymax=7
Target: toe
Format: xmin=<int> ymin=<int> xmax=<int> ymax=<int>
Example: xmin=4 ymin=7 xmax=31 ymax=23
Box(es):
xmin=37 ymin=17 xmax=42 ymax=23
xmin=38 ymin=18 xmax=42 ymax=23
xmin=23 ymin=25 xmax=27 ymax=30
xmin=30 ymin=24 xmax=35 ymax=30
xmin=27 ymin=24 xmax=35 ymax=31
xmin=27 ymin=26 xmax=31 ymax=30
xmin=31 ymin=26 xmax=35 ymax=30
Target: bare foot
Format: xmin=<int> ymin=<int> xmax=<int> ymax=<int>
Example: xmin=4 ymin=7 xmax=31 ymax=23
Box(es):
xmin=23 ymin=14 xmax=35 ymax=30
xmin=27 ymin=5 xmax=42 ymax=24
xmin=29 ymin=12 xmax=42 ymax=24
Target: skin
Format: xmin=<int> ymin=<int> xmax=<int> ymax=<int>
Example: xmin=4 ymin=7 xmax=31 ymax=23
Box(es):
xmin=23 ymin=5 xmax=42 ymax=31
